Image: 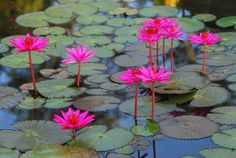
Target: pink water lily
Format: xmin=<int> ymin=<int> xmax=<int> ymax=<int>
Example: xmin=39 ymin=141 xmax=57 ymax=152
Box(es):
xmin=189 ymin=32 xmax=221 ymax=73
xmin=10 ymin=33 xmax=49 ymax=96
xmin=119 ymin=68 xmax=142 ymax=119
xmin=62 ymin=45 xmax=96 ymax=86
xmin=138 ymin=66 xmax=172 ymax=120
xmin=144 ymin=17 xmax=178 ymax=30
xmin=54 ymin=107 xmax=94 ymax=141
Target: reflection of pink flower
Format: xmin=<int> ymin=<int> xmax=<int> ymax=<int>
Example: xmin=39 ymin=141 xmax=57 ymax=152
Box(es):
xmin=62 ymin=45 xmax=96 ymax=64
xmin=162 ymin=26 xmax=185 ymax=41
xmin=138 ymin=28 xmax=163 ymax=44
xmin=54 ymin=108 xmax=94 ymax=130
xmin=138 ymin=66 xmax=172 ymax=84
xmin=119 ymin=68 xmax=141 ymax=86
xmin=189 ymin=32 xmax=221 ymax=46
xmin=10 ymin=33 xmax=48 ymax=53
xmin=144 ymin=18 xmax=178 ymax=30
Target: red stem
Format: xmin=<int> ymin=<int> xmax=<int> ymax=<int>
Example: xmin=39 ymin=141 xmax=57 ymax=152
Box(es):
xmin=202 ymin=45 xmax=206 ymax=74
xmin=149 ymin=43 xmax=153 ymax=66
xmin=151 ymin=82 xmax=155 ymax=121
xmin=170 ymin=40 xmax=174 ymax=72
xmin=28 ymin=51 xmax=38 ymax=96
xmin=72 ymin=129 xmax=76 ymax=142
xmin=134 ymin=82 xmax=138 ymax=119
xmin=156 ymin=42 xmax=159 ymax=67
xmin=76 ymin=62 xmax=81 ymax=86
xmin=162 ymin=38 xmax=166 ymax=70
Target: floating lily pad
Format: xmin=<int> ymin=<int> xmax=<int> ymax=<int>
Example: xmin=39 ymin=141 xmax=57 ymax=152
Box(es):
xmin=217 ymin=32 xmax=236 ymax=46
xmin=177 ymin=18 xmax=205 ymax=32
xmin=76 ymin=125 xmax=134 ymax=151
xmin=109 ymin=7 xmax=137 ymax=16
xmin=228 ymin=83 xmax=236 ymax=92
xmin=192 ymin=14 xmax=216 ymax=22
xmin=33 ymin=27 xmax=65 ymax=36
xmin=100 ymin=82 xmax=127 ymax=91
xmin=114 ymin=54 xmax=149 ymax=67
xmin=36 ymin=79 xmax=86 ymax=98
xmin=86 ymin=89 xmax=108 ymax=95
xmin=139 ymin=6 xmax=179 ymax=18
xmin=46 ymin=16 xmax=71 ymax=25
xmin=76 ymin=14 xmax=108 ymax=25
xmin=0 ymin=147 xmax=19 ymax=158
xmin=168 ymin=92 xmax=196 ymax=104
xmin=114 ymin=35 xmax=137 ymax=43
xmin=91 ymin=1 xmax=121 ymax=12
xmin=76 ymin=36 xmax=111 ymax=46
xmin=80 ymin=25 xmax=114 ymax=35
xmin=200 ymin=148 xmax=236 ymax=158
xmin=176 ymin=64 xmax=213 ymax=74
xmin=215 ymin=64 xmax=236 ymax=75
xmin=102 ymin=43 xmax=125 ymax=52
xmin=131 ymin=119 xmax=160 ymax=136
xmin=189 ymin=86 xmax=230 ymax=108
xmin=226 ymin=74 xmax=236 ymax=82
xmin=45 ymin=45 xmax=67 ymax=57
xmin=18 ymin=97 xmax=45 ymax=110
xmin=44 ymin=98 xmax=73 ymax=109
xmin=67 ymin=63 xmax=108 ymax=76
xmin=74 ymin=96 xmax=121 ymax=112
xmin=86 ymin=74 xmax=109 ymax=83
xmin=199 ymin=44 xmax=226 ymax=53
xmin=0 ymin=86 xmax=24 ymax=109
xmin=107 ymin=18 xmax=135 ymax=27
xmin=115 ymin=25 xmax=142 ymax=36
xmin=207 ymin=106 xmax=236 ymax=125
xmin=21 ymin=144 xmax=99 ymax=158
xmin=1 ymin=35 xmax=23 ymax=47
xmin=114 ymin=145 xmax=135 ymax=155
xmin=134 ymin=17 xmax=150 ymax=24
xmin=0 ymin=43 xmax=9 ymax=54
xmin=40 ymin=68 xmax=69 ymax=79
xmin=47 ymin=35 xmax=74 ymax=46
xmin=119 ymin=96 xmax=176 ymax=117
xmin=159 ymin=115 xmax=218 ymax=139
xmin=211 ymin=128 xmax=236 ymax=149
xmin=94 ymin=47 xmax=115 ymax=58
xmin=207 ymin=73 xmax=226 ymax=82
xmin=0 ymin=121 xmax=70 ymax=150
xmin=110 ymin=71 xmax=125 ymax=84
xmin=216 ymin=16 xmax=236 ymax=28
xmin=58 ymin=0 xmax=93 ymax=4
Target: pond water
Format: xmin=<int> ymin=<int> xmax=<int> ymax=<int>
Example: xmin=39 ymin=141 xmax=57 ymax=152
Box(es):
xmin=1 ymin=0 xmax=236 ymax=158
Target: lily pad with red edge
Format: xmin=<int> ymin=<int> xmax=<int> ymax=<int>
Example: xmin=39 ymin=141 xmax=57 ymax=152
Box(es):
xmin=119 ymin=96 xmax=176 ymax=117
xmin=113 ymin=54 xmax=149 ymax=67
xmin=76 ymin=125 xmax=134 ymax=151
xmin=74 ymin=96 xmax=121 ymax=112
xmin=159 ymin=115 xmax=218 ymax=139
xmin=200 ymin=148 xmax=236 ymax=158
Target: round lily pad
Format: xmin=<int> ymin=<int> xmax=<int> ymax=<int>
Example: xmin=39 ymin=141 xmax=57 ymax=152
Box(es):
xmin=211 ymin=128 xmax=236 ymax=149
xmin=108 ymin=7 xmax=138 ymax=16
xmin=1 ymin=35 xmax=23 ymax=47
xmin=90 ymin=1 xmax=120 ymax=12
xmin=45 ymin=45 xmax=67 ymax=57
xmin=21 ymin=144 xmax=99 ymax=158
xmin=33 ymin=27 xmax=65 ymax=36
xmin=86 ymin=74 xmax=109 ymax=83
xmin=18 ymin=97 xmax=45 ymax=110
xmin=74 ymin=96 xmax=121 ymax=112
xmin=102 ymin=43 xmax=125 ymax=52
xmin=216 ymin=16 xmax=236 ymax=28
xmin=58 ymin=0 xmax=94 ymax=4
xmin=114 ymin=145 xmax=135 ymax=155
xmin=159 ymin=115 xmax=218 ymax=139
xmin=0 ymin=43 xmax=9 ymax=54
xmin=76 ymin=14 xmax=108 ymax=25
xmin=176 ymin=64 xmax=213 ymax=74
xmin=207 ymin=73 xmax=226 ymax=82
xmin=115 ymin=25 xmax=142 ymax=36
xmin=0 ymin=121 xmax=70 ymax=150
xmin=226 ymin=74 xmax=236 ymax=82
xmin=80 ymin=25 xmax=114 ymax=35
xmin=228 ymin=83 xmax=236 ymax=92
xmin=45 ymin=6 xmax=73 ymax=19
xmin=192 ymin=14 xmax=216 ymax=22
xmin=36 ymin=79 xmax=86 ymax=98
xmin=47 ymin=35 xmax=74 ymax=46
xmin=110 ymin=71 xmax=125 ymax=84
xmin=86 ymin=89 xmax=108 ymax=95
xmin=100 ymin=82 xmax=127 ymax=91
xmin=114 ymin=35 xmax=137 ymax=43
xmin=76 ymin=125 xmax=134 ymax=151
xmin=119 ymin=96 xmax=176 ymax=117
xmin=139 ymin=6 xmax=179 ymax=18
xmin=215 ymin=64 xmax=236 ymax=75
xmin=0 ymin=147 xmax=19 ymax=158
xmin=177 ymin=18 xmax=205 ymax=32
xmin=200 ymin=148 xmax=236 ymax=158
xmin=207 ymin=106 xmax=236 ymax=125
xmin=217 ymin=32 xmax=236 ymax=46
xmin=44 ymin=98 xmax=73 ymax=109
xmin=107 ymin=18 xmax=135 ymax=27
xmin=113 ymin=54 xmax=149 ymax=67
xmin=189 ymin=86 xmax=230 ymax=108
xmin=76 ymin=36 xmax=111 ymax=47
xmin=93 ymin=47 xmax=115 ymax=58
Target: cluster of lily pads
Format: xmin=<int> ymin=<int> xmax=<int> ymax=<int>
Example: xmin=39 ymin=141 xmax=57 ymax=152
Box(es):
xmin=1 ymin=0 xmax=236 ymax=158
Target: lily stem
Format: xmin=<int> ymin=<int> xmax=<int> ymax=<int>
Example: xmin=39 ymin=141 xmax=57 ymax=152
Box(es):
xmin=156 ymin=42 xmax=159 ymax=68
xmin=149 ymin=42 xmax=153 ymax=66
xmin=170 ymin=40 xmax=174 ymax=72
xmin=202 ymin=45 xmax=206 ymax=74
xmin=162 ymin=38 xmax=166 ymax=70
xmin=134 ymin=82 xmax=139 ymax=119
xmin=72 ymin=129 xmax=76 ymax=142
xmin=28 ymin=51 xmax=38 ymax=96
xmin=151 ymin=82 xmax=155 ymax=121
xmin=77 ymin=62 xmax=81 ymax=86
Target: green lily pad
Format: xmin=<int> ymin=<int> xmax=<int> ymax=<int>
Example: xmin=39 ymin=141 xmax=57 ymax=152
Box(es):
xmin=102 ymin=43 xmax=125 ymax=52
xmin=215 ymin=64 xmax=236 ymax=75
xmin=67 ymin=63 xmax=108 ymax=76
xmin=119 ymin=96 xmax=176 ymax=117
xmin=21 ymin=144 xmax=99 ymax=158
xmin=115 ymin=25 xmax=142 ymax=36
xmin=91 ymin=1 xmax=120 ymax=12
xmin=40 ymin=68 xmax=69 ymax=79
xmin=228 ymin=83 xmax=236 ymax=92
xmin=134 ymin=17 xmax=150 ymax=24
xmin=86 ymin=74 xmax=109 ymax=83
xmin=0 ymin=53 xmax=47 ymax=68
xmin=207 ymin=73 xmax=226 ymax=82
xmin=110 ymin=71 xmax=125 ymax=84
xmin=0 ymin=121 xmax=70 ymax=150
xmin=139 ymin=6 xmax=179 ymax=18
xmin=159 ymin=115 xmax=218 ymax=139
xmin=33 ymin=27 xmax=65 ymax=36
xmin=114 ymin=145 xmax=135 ymax=155
xmin=80 ymin=25 xmax=114 ymax=35
xmin=76 ymin=14 xmax=108 ymax=25
xmin=199 ymin=44 xmax=226 ymax=53
xmin=189 ymin=86 xmax=230 ymax=108
xmin=76 ymin=36 xmax=111 ymax=46
xmin=216 ymin=16 xmax=236 ymax=28
xmin=44 ymin=98 xmax=73 ymax=109
xmin=47 ymin=35 xmax=74 ymax=46
xmin=192 ymin=14 xmax=216 ymax=22
xmin=0 ymin=86 xmax=24 ymax=109
xmin=18 ymin=97 xmax=45 ymax=110
xmin=113 ymin=54 xmax=149 ymax=67
xmin=211 ymin=128 xmax=236 ymax=149
xmin=58 ymin=0 xmax=93 ymax=4
xmin=217 ymin=32 xmax=236 ymax=46
xmin=107 ymin=18 xmax=135 ymax=27
xmin=0 ymin=147 xmax=19 ymax=158
xmin=131 ymin=119 xmax=160 ymax=136
xmin=176 ymin=64 xmax=213 ymax=74
xmin=200 ymin=148 xmax=236 ymax=158
xmin=0 ymin=43 xmax=9 ymax=54
xmin=168 ymin=92 xmax=196 ymax=104
xmin=94 ymin=47 xmax=115 ymax=58
xmin=86 ymin=89 xmax=108 ymax=95
xmin=76 ymin=125 xmax=134 ymax=151
xmin=177 ymin=18 xmax=205 ymax=32
xmin=1 ymin=35 xmax=23 ymax=47
xmin=45 ymin=45 xmax=67 ymax=57
xmin=74 ymin=96 xmax=121 ymax=112
xmin=207 ymin=106 xmax=236 ymax=125
xmin=100 ymin=82 xmax=127 ymax=91
xmin=226 ymin=74 xmax=236 ymax=82
xmin=36 ymin=79 xmax=86 ymax=98
xmin=108 ymin=7 xmax=137 ymax=16
xmin=114 ymin=35 xmax=137 ymax=43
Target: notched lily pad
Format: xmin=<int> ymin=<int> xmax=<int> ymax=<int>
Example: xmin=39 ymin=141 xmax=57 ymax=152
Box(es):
xmin=18 ymin=97 xmax=45 ymax=110
xmin=131 ymin=119 xmax=160 ymax=136
xmin=192 ymin=14 xmax=216 ymax=22
xmin=108 ymin=7 xmax=138 ymax=16
xmin=216 ymin=16 xmax=236 ymax=28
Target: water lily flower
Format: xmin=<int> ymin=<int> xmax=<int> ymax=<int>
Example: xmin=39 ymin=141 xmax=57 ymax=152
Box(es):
xmin=54 ymin=107 xmax=94 ymax=141
xmin=162 ymin=26 xmax=185 ymax=71
xmin=119 ymin=68 xmax=142 ymax=119
xmin=10 ymin=33 xmax=49 ymax=96
xmin=137 ymin=66 xmax=172 ymax=120
xmin=189 ymin=32 xmax=221 ymax=73
xmin=62 ymin=45 xmax=96 ymax=86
